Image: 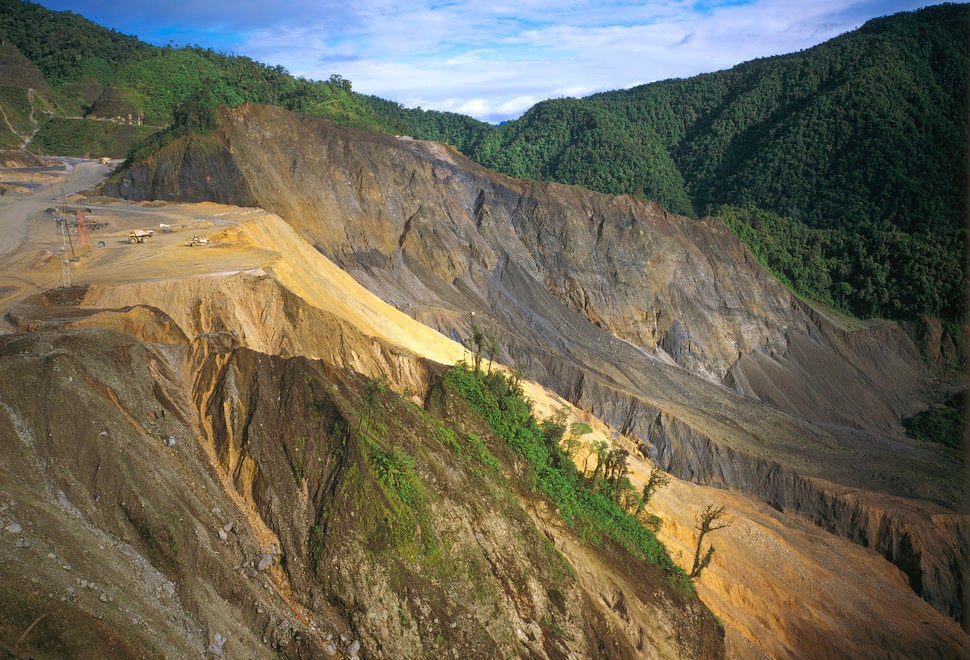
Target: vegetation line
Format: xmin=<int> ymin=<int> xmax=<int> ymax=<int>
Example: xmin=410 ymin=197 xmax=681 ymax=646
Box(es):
xmin=445 ymin=361 xmax=693 ymax=591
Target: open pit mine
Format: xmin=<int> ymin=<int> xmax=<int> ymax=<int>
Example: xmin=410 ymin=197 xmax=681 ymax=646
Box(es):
xmin=0 ymin=105 xmax=966 ymax=658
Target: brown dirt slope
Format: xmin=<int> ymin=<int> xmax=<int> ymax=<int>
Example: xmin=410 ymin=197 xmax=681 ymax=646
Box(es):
xmin=105 ymin=104 xmax=967 ymax=630
xmin=0 ymin=192 xmax=964 ymax=656
xmin=0 ymin=321 xmax=722 ymax=658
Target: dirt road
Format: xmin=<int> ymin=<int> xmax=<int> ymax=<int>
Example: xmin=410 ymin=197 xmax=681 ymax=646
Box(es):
xmin=0 ymin=159 xmax=107 ymax=259
xmin=0 ymin=159 xmax=264 ymax=327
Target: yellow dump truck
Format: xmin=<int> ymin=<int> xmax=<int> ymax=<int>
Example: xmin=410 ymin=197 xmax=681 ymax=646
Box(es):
xmin=128 ymin=229 xmax=155 ymax=243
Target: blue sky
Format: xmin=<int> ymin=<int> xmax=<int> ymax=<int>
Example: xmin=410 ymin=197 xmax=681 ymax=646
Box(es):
xmin=39 ymin=1 xmax=948 ymax=123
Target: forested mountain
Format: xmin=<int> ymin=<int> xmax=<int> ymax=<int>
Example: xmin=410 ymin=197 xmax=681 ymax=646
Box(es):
xmin=0 ymin=0 xmax=402 ymax=135
xmin=1 ymin=0 xmax=966 ymax=333
xmin=388 ymin=3 xmax=968 ymax=330
xmin=480 ymin=4 xmax=967 ymax=233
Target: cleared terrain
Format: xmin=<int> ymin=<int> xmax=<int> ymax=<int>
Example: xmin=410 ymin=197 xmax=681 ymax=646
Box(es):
xmin=0 ymin=149 xmax=966 ymax=657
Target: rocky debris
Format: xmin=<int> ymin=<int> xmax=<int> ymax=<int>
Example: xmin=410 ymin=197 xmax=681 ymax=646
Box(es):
xmin=207 ymin=632 xmax=227 ymax=657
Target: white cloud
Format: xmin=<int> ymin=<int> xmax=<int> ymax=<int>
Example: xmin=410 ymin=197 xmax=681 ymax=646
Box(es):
xmin=39 ymin=0 xmax=945 ymax=123
xmin=240 ymin=0 xmax=939 ymax=122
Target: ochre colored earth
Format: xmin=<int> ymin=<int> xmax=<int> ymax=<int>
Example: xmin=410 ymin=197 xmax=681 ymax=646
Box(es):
xmin=0 ymin=124 xmax=966 ymax=657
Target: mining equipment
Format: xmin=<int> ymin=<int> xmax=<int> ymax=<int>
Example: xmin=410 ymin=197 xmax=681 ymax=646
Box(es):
xmin=128 ymin=229 xmax=155 ymax=244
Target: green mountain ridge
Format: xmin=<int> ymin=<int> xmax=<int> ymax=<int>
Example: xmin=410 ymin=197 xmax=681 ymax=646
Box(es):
xmin=408 ymin=3 xmax=967 ymax=328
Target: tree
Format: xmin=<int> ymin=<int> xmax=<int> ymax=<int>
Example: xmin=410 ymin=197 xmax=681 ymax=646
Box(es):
xmin=689 ymin=502 xmax=731 ymax=579
xmin=467 ymin=322 xmax=486 ymax=373
xmin=508 ymin=363 xmax=526 ymax=393
xmin=328 ymin=74 xmax=352 ymax=92
xmin=171 ymin=81 xmax=217 ymax=135
xmin=486 ymin=334 xmax=501 ymax=374
xmin=540 ymin=406 xmax=568 ymax=458
xmin=584 ymin=440 xmax=610 ymax=486
xmin=562 ymin=420 xmax=592 ymax=459
xmin=601 ymin=447 xmax=630 ymax=501
xmin=637 ymin=467 xmax=671 ymax=514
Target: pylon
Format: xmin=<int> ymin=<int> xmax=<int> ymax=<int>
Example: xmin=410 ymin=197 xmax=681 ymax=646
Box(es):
xmin=75 ymin=208 xmax=89 ymax=249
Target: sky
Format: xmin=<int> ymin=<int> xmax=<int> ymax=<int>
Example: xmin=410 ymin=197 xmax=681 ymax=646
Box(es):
xmin=37 ymin=1 xmax=948 ymax=123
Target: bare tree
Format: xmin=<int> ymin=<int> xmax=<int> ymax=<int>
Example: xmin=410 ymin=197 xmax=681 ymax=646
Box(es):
xmin=689 ymin=503 xmax=731 ymax=579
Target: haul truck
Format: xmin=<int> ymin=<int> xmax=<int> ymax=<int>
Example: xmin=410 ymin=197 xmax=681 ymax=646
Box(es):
xmin=128 ymin=229 xmax=155 ymax=243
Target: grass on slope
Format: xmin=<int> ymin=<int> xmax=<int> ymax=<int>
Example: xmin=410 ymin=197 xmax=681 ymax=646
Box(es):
xmin=444 ymin=363 xmax=692 ymax=590
xmin=31 ymin=118 xmax=158 ymax=158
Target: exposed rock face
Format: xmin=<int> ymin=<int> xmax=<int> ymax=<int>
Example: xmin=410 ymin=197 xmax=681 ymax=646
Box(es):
xmin=112 ymin=134 xmax=255 ymax=207
xmin=1 ymin=141 xmax=964 ymax=656
xmin=0 ymin=198 xmax=727 ymax=656
xmin=103 ymin=104 xmax=967 ymax=644
xmin=0 ymin=317 xmax=723 ymax=657
xmin=111 ymin=105 xmax=934 ymax=431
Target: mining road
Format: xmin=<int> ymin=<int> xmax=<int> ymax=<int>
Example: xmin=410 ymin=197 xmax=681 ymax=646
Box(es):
xmin=0 ymin=159 xmax=110 ymax=262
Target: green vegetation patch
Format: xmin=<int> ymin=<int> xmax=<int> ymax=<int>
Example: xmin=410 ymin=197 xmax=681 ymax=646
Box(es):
xmin=32 ymin=117 xmax=156 ymax=158
xmin=0 ymin=86 xmax=33 ymax=126
xmin=365 ymin=439 xmax=431 ymax=552
xmin=88 ymin=85 xmax=147 ymax=119
xmin=717 ymin=204 xmax=964 ymax=324
xmin=903 ymin=393 xmax=965 ymax=449
xmin=350 ymin=377 xmax=439 ymax=559
xmin=444 ymin=363 xmax=690 ymax=587
xmin=0 ymin=86 xmax=60 ymax=148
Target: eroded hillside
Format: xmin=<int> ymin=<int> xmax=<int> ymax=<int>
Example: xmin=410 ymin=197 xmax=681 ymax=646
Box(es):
xmin=108 ymin=104 xmax=967 ymax=630
xmin=0 ymin=101 xmax=965 ymax=656
xmin=0 ymin=291 xmax=715 ymax=657
xmin=0 ymin=323 xmax=723 ymax=657
xmin=0 ymin=168 xmax=727 ymax=656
